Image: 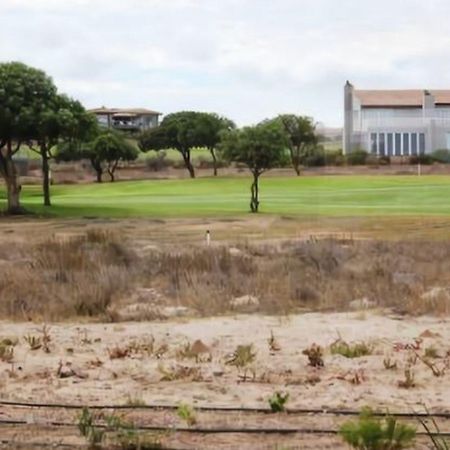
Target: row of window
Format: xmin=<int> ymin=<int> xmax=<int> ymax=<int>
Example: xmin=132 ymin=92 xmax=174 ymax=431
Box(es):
xmin=370 ymin=132 xmax=426 ymax=156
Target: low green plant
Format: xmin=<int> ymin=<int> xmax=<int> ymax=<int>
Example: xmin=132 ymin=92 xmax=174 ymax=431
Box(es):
xmin=339 ymin=407 xmax=416 ymax=449
xmin=225 ymin=344 xmax=256 ymax=381
xmin=77 ymin=407 xmax=105 ymax=447
xmin=268 ymin=391 xmax=289 ymax=413
xmin=330 ymin=340 xmax=373 ymax=358
xmin=177 ymin=403 xmax=197 ymax=426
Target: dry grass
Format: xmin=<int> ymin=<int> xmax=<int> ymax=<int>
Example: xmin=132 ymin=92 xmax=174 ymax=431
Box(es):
xmin=1 ymin=231 xmax=450 ymax=321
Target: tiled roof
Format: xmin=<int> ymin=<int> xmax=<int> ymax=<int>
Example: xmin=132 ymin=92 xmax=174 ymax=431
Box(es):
xmin=89 ymin=107 xmax=161 ymax=115
xmin=354 ymin=90 xmax=450 ymax=107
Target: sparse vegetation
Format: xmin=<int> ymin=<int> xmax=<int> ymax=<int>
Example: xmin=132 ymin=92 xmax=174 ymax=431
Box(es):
xmin=77 ymin=407 xmax=105 ymax=447
xmin=176 ymin=403 xmax=197 ymax=426
xmin=330 ymin=340 xmax=373 ymax=358
xmin=398 ymin=368 xmax=416 ymax=389
xmin=268 ymin=391 xmax=289 ymax=412
xmin=339 ymin=407 xmax=416 ymax=449
xmin=225 ymin=344 xmax=257 ymax=381
xmin=3 ymin=234 xmax=450 ymax=320
xmin=302 ymin=344 xmax=324 ymax=367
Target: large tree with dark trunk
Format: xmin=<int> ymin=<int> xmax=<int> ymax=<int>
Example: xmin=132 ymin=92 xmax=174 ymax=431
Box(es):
xmin=220 ymin=121 xmax=287 ymax=213
xmin=0 ymin=62 xmax=57 ymax=213
xmin=28 ymin=95 xmax=96 ymax=206
xmin=139 ymin=111 xmax=232 ymax=178
xmin=57 ymin=129 xmax=138 ymax=183
xmin=275 ymin=114 xmax=318 ymax=175
xmin=195 ymin=113 xmax=235 ymax=176
xmin=90 ymin=130 xmax=138 ymax=182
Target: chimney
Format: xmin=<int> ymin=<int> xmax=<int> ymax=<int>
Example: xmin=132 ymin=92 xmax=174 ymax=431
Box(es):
xmin=343 ymin=81 xmax=354 ymax=154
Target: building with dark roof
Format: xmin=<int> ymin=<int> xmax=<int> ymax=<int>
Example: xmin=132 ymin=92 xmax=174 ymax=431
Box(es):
xmin=343 ymin=82 xmax=450 ymax=155
xmin=89 ymin=107 xmax=161 ymax=132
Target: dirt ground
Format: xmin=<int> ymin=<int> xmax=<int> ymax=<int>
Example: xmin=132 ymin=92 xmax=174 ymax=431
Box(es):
xmin=1 ymin=217 xmax=450 ymax=448
xmin=0 ymin=312 xmax=449 ymax=449
xmin=1 ymin=312 xmax=449 ymax=410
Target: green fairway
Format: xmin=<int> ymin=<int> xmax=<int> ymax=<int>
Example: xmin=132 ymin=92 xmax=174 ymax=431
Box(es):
xmin=3 ymin=175 xmax=450 ymax=218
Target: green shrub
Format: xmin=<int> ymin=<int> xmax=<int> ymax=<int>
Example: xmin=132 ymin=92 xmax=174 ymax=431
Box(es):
xmin=339 ymin=407 xmax=416 ymax=449
xmin=409 ymin=154 xmax=433 ymax=165
xmin=325 ymin=149 xmax=345 ymax=166
xmin=177 ymin=403 xmax=197 ymax=426
xmin=378 ymin=155 xmax=391 ymax=165
xmin=268 ymin=391 xmax=289 ymax=412
xmin=330 ymin=340 xmax=373 ymax=358
xmin=346 ymin=149 xmax=368 ymax=165
xmin=144 ymin=151 xmax=170 ymax=172
xmin=431 ymin=149 xmax=450 ymax=163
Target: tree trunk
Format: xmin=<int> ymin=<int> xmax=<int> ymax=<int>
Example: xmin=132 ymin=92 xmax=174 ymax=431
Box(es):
xmin=210 ymin=148 xmax=218 ymax=176
xmin=91 ymin=158 xmax=103 ymax=183
xmin=107 ymin=160 xmax=119 ymax=182
xmin=2 ymin=142 xmax=23 ymax=214
xmin=182 ymin=150 xmax=195 ymax=178
xmin=250 ymin=172 xmax=260 ymax=213
xmin=291 ymin=147 xmax=300 ymax=176
xmin=41 ymin=146 xmax=51 ymax=206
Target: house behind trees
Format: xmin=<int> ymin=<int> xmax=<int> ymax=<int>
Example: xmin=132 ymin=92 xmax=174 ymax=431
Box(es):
xmin=89 ymin=107 xmax=161 ymax=132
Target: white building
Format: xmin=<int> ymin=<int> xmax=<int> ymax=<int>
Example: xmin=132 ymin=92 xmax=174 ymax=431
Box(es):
xmin=343 ymin=82 xmax=450 ymax=156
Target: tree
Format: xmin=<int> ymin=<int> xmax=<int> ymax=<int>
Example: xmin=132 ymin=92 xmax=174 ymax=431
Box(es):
xmin=0 ymin=62 xmax=57 ymax=213
xmin=276 ymin=114 xmax=318 ymax=175
xmin=91 ymin=130 xmax=138 ymax=182
xmin=195 ymin=113 xmax=235 ymax=176
xmin=28 ymin=95 xmax=96 ymax=206
xmin=139 ymin=111 xmax=230 ymax=178
xmin=57 ymin=129 xmax=138 ymax=183
xmin=220 ymin=121 xmax=287 ymax=212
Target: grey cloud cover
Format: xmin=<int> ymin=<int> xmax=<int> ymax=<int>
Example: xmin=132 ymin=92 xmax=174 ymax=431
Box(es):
xmin=1 ymin=0 xmax=450 ymax=126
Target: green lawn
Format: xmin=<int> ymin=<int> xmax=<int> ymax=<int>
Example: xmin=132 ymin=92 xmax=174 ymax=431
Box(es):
xmin=3 ymin=175 xmax=450 ymax=218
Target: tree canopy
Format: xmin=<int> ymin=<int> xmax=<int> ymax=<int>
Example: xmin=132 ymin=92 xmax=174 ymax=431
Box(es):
xmin=0 ymin=61 xmax=58 ymax=213
xmin=57 ymin=128 xmax=138 ymax=182
xmin=138 ymin=111 xmax=234 ymax=178
xmin=275 ymin=114 xmax=318 ymax=175
xmin=220 ymin=120 xmax=287 ymax=212
xmin=29 ymin=94 xmax=96 ymax=205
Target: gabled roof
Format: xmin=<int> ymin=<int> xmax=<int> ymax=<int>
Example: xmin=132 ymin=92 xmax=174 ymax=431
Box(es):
xmin=89 ymin=107 xmax=161 ymax=115
xmin=354 ymin=89 xmax=450 ymax=107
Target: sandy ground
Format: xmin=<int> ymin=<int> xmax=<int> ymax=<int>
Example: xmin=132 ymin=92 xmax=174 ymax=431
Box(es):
xmin=0 ymin=312 xmax=449 ymax=411
xmin=0 ymin=312 xmax=449 ymax=448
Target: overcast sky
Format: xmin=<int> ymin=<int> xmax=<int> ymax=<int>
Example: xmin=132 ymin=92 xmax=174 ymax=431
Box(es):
xmin=1 ymin=0 xmax=450 ymax=127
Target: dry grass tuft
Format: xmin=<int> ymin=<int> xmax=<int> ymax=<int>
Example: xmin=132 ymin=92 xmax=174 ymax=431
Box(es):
xmin=1 ymin=233 xmax=450 ymax=320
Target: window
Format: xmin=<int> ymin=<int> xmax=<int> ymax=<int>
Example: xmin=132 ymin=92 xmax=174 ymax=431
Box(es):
xmin=411 ymin=134 xmax=418 ymax=156
xmin=370 ymin=133 xmax=378 ymax=154
xmin=403 ymin=133 xmax=409 ymax=156
xmin=379 ymin=133 xmax=385 ymax=156
xmin=419 ymin=133 xmax=425 ymax=154
xmin=395 ymin=133 xmax=402 ymax=156
xmin=387 ymin=133 xmax=393 ymax=156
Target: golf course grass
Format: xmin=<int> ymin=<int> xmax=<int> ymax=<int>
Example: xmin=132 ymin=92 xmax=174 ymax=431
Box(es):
xmin=3 ymin=175 xmax=450 ymax=218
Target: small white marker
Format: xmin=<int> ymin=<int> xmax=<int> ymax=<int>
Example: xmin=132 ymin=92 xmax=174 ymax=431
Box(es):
xmin=206 ymin=230 xmax=211 ymax=246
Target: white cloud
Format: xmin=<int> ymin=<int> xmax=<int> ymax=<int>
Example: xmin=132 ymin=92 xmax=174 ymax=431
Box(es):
xmin=2 ymin=0 xmax=450 ymax=126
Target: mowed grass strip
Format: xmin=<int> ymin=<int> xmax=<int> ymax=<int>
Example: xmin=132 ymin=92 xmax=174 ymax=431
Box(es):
xmin=3 ymin=175 xmax=450 ymax=217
